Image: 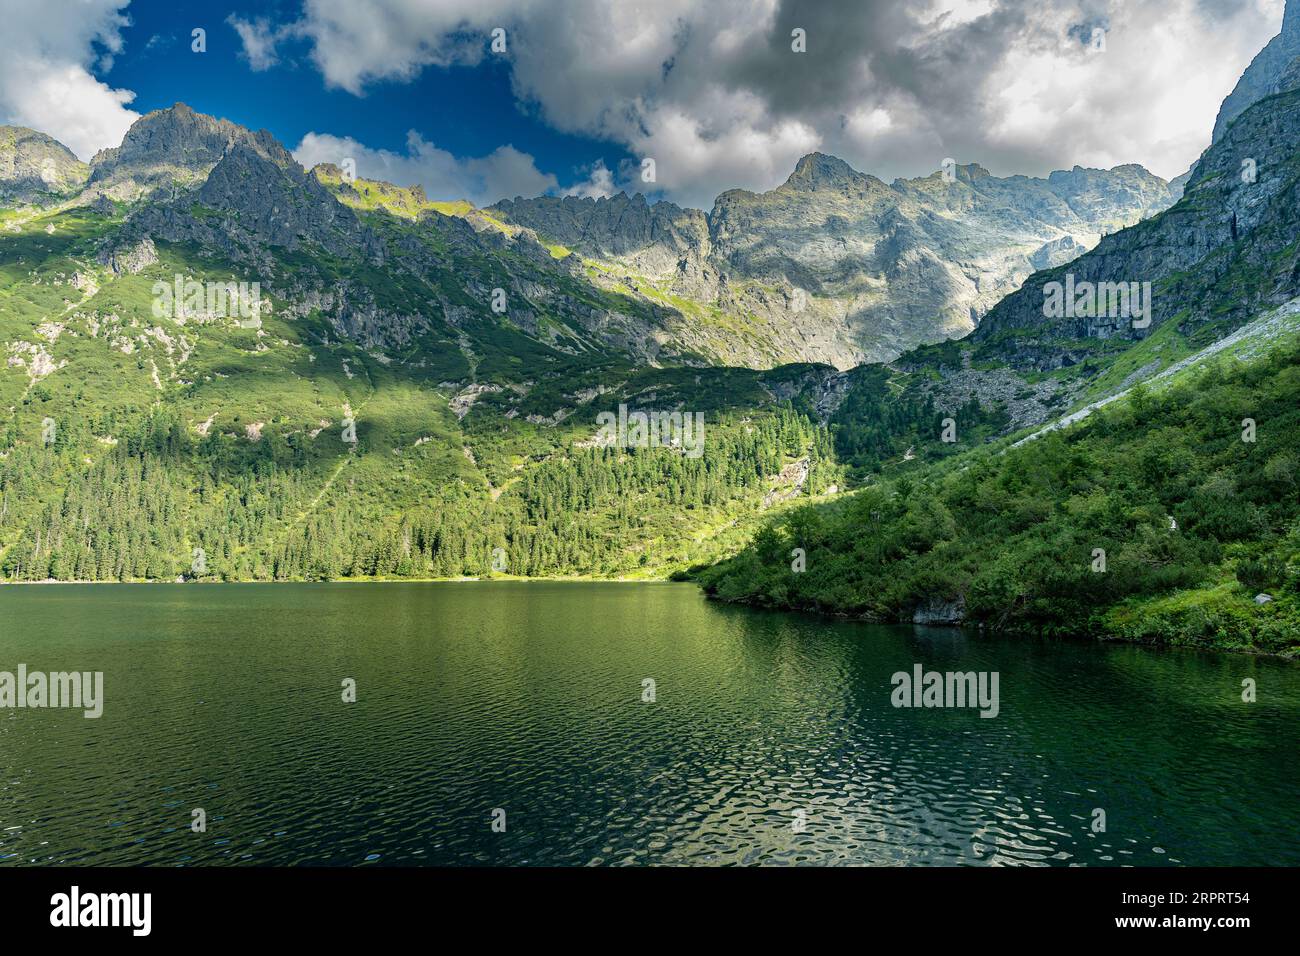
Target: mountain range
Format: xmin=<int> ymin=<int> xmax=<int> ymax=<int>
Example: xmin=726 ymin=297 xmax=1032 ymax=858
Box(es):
xmin=493 ymin=154 xmax=1171 ymax=367
xmin=0 ymin=4 xmax=1297 ymax=654
xmin=4 ymin=103 xmax=1172 ymax=371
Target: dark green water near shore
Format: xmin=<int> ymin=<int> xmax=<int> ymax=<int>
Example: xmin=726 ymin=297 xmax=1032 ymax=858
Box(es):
xmin=0 ymin=582 xmax=1296 ymax=866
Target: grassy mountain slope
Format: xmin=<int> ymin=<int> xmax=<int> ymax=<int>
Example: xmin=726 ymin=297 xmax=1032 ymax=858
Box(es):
xmin=0 ymin=81 xmax=1287 ymax=648
xmin=0 ymin=110 xmax=854 ymax=582
xmin=696 ymin=334 xmax=1300 ymax=656
xmin=2 ymin=102 xmax=1162 ymax=588
xmin=0 ymin=204 xmax=840 ymax=581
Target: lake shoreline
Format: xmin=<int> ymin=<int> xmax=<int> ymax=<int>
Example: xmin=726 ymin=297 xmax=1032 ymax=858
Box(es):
xmin=4 ymin=575 xmax=1292 ymax=661
xmin=698 ymin=589 xmax=1300 ymax=661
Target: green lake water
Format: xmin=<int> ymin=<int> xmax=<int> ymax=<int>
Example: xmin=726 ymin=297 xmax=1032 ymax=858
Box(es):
xmin=0 ymin=581 xmax=1296 ymax=866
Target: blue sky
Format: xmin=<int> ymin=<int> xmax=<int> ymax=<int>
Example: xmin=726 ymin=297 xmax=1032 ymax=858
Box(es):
xmin=96 ymin=0 xmax=632 ymax=201
xmin=0 ymin=0 xmax=1288 ymax=209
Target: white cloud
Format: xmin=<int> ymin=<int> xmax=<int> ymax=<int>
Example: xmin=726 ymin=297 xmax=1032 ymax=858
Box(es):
xmin=294 ymin=0 xmax=534 ymax=95
xmin=627 ymin=91 xmax=822 ymax=207
xmin=923 ymin=0 xmax=996 ymax=28
xmin=292 ymin=129 xmax=558 ymax=205
xmin=0 ymin=0 xmax=139 ymax=160
xmin=228 ymin=15 xmax=286 ymax=72
xmin=974 ymin=0 xmax=1286 ymax=179
xmin=277 ymin=0 xmax=1287 ymax=205
xmin=563 ymin=160 xmax=615 ymax=199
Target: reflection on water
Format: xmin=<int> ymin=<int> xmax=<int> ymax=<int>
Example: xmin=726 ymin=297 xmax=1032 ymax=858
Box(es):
xmin=0 ymin=582 xmax=1296 ymax=866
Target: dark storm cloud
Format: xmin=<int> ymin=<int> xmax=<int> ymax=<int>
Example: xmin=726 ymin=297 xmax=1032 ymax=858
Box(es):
xmin=729 ymin=0 xmax=1033 ymax=117
xmin=711 ymin=0 xmax=1102 ymax=180
xmin=236 ymin=0 xmax=1289 ymax=205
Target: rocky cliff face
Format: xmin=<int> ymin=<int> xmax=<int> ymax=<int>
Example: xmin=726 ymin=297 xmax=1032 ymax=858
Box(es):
xmin=88 ymin=103 xmax=289 ymax=200
xmin=1212 ymin=1 xmax=1300 ymax=143
xmin=127 ymin=142 xmax=378 ymax=259
xmin=490 ymin=192 xmax=709 ymax=277
xmin=972 ymin=70 xmax=1300 ymax=370
xmin=0 ymin=126 xmax=88 ymax=203
xmin=492 ymin=152 xmax=1172 ymax=368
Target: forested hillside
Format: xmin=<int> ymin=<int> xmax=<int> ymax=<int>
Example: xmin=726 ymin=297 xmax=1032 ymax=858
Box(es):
xmin=696 ymin=340 xmax=1300 ymax=655
xmin=0 ymin=383 xmax=837 ymax=581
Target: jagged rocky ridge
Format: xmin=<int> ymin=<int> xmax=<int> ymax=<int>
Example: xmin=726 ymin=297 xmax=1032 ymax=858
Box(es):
xmin=1213 ymin=0 xmax=1300 ymax=143
xmin=1168 ymin=0 xmax=1298 ymax=200
xmin=492 ymin=154 xmax=1173 ymax=368
xmin=1 ymin=101 xmax=1174 ymax=373
xmin=971 ymin=57 xmax=1300 ymax=372
xmin=88 ymin=103 xmax=282 ymax=199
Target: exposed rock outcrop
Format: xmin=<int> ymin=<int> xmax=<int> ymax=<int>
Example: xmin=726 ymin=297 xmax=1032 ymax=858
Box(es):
xmin=972 ymin=78 xmax=1300 ymax=370
xmin=97 ymin=236 xmax=158 ymax=275
xmin=491 ymin=192 xmax=709 ymax=277
xmin=912 ymin=597 xmax=966 ymax=625
xmin=124 ymin=141 xmax=381 ymax=262
xmin=0 ymin=126 xmax=88 ymax=203
xmin=1212 ymin=1 xmax=1300 ymax=142
xmin=88 ymin=103 xmax=293 ymax=200
xmin=492 ymin=152 xmax=1173 ymax=369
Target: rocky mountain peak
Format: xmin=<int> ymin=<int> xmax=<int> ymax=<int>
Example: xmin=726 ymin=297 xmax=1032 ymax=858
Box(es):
xmin=1211 ymin=0 xmax=1300 ymax=142
xmin=955 ymin=162 xmax=992 ymax=182
xmin=973 ymin=74 xmax=1300 ymax=370
xmin=784 ymin=151 xmax=869 ymax=189
xmin=0 ymin=125 xmax=88 ymax=202
xmin=905 ymin=162 xmax=992 ymax=187
xmin=200 ymin=142 xmax=368 ymax=251
xmin=88 ymin=103 xmax=292 ymax=196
